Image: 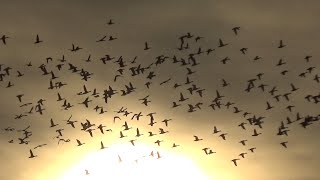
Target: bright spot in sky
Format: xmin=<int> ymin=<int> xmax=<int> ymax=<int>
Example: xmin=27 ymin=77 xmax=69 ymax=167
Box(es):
xmin=60 ymin=143 xmax=209 ymax=180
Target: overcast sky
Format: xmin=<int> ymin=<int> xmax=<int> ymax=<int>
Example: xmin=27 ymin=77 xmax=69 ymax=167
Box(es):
xmin=0 ymin=1 xmax=319 ymax=180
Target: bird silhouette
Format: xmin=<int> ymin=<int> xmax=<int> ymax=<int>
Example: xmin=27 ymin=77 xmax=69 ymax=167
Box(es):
xmin=231 ymin=159 xmax=240 ymax=166
xmin=34 ymin=34 xmax=43 ymax=44
xmin=144 ymin=42 xmax=151 ymax=50
xmin=278 ymin=40 xmax=286 ymax=48
xmin=218 ymin=38 xmax=228 ymax=47
xmin=193 ymin=135 xmax=203 ymax=141
xmin=232 ymin=27 xmax=240 ymax=35
xmin=1 ymin=35 xmax=10 ymax=44
xmin=280 ymin=141 xmax=288 ymax=148
xmin=76 ymin=139 xmax=85 ymax=146
xmin=239 ymin=140 xmax=248 ymax=146
xmin=28 ymin=149 xmax=37 ymax=158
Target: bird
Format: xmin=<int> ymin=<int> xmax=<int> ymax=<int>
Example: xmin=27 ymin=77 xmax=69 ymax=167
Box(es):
xmin=50 ymin=118 xmax=59 ymax=128
xmin=16 ymin=94 xmax=24 ymax=103
xmin=240 ymin=48 xmax=248 ymax=55
xmin=213 ymin=126 xmax=221 ymax=134
xmin=1 ymin=35 xmax=10 ymax=44
xmin=277 ymin=58 xmax=286 ymax=66
xmin=314 ymin=74 xmax=320 ymax=83
xmin=172 ymin=143 xmax=180 ymax=148
xmin=249 ymin=147 xmax=256 ymax=153
xmin=85 ymin=129 xmax=95 ymax=137
xmin=159 ymin=128 xmax=168 ymax=134
xmin=252 ymin=129 xmax=261 ymax=136
xmin=162 ymin=119 xmax=172 ymax=127
xmin=280 ymin=141 xmax=288 ymax=148
xmin=239 ymin=153 xmax=247 ymax=158
xmin=193 ymin=135 xmax=203 ymax=141
xmin=178 ymin=92 xmax=189 ymax=102
xmin=34 ymin=34 xmax=43 ymax=44
xmin=303 ymin=55 xmax=312 ymax=62
xmin=58 ymin=138 xmax=70 ymax=145
xmin=221 ymin=57 xmax=231 ymax=64
xmin=108 ymin=36 xmax=117 ymax=41
xmin=136 ymin=128 xmax=143 ymax=137
xmin=156 ymin=151 xmax=162 ymax=159
xmin=119 ymin=131 xmax=127 ymax=138
xmin=69 ymin=44 xmax=82 ymax=52
xmin=221 ymin=79 xmax=229 ymax=87
xmin=79 ymin=97 xmax=92 ymax=108
xmin=238 ymin=122 xmax=247 ymax=130
xmin=148 ymin=131 xmax=156 ymax=137
xmin=239 ymin=140 xmax=248 ymax=146
xmin=202 ymin=148 xmax=210 ymax=155
xmin=290 ymin=83 xmax=299 ymax=92
xmin=266 ymin=101 xmax=274 ymax=110
xmin=172 ymin=101 xmax=181 ymax=108
xmin=118 ymin=155 xmax=122 ymax=163
xmin=76 ymin=139 xmax=85 ymax=146
xmin=219 ymin=133 xmax=227 ymax=140
xmin=278 ymin=40 xmax=286 ymax=48
xmin=218 ymin=38 xmax=228 ymax=47
xmin=286 ymin=105 xmax=295 ymax=112
xmin=144 ymin=42 xmax=151 ymax=50
xmin=96 ymin=36 xmax=107 ymax=42
xmin=28 ymin=149 xmax=37 ymax=158
xmin=232 ymin=27 xmax=240 ymax=35
xmin=154 ymin=140 xmax=163 ymax=146
xmin=231 ymin=159 xmax=240 ymax=166
xmin=85 ymin=169 xmax=90 ymax=176
xmin=253 ymin=56 xmax=262 ymax=61
xmin=129 ymin=139 xmax=136 ymax=146
xmin=107 ymin=19 xmax=114 ymax=25
xmin=122 ymin=121 xmax=132 ymax=131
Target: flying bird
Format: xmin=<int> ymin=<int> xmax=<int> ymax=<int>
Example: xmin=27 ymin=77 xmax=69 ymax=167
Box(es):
xmin=278 ymin=40 xmax=286 ymax=48
xmin=232 ymin=27 xmax=240 ymax=35
xmin=28 ymin=149 xmax=37 ymax=158
xmin=231 ymin=159 xmax=240 ymax=166
xmin=34 ymin=34 xmax=43 ymax=44
xmin=1 ymin=35 xmax=10 ymax=44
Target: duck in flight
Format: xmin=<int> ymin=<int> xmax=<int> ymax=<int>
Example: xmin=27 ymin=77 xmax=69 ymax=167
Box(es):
xmin=213 ymin=126 xmax=221 ymax=134
xmin=193 ymin=135 xmax=203 ymax=141
xmin=76 ymin=139 xmax=85 ymax=146
xmin=100 ymin=141 xmax=106 ymax=149
xmin=107 ymin=19 xmax=114 ymax=25
xmin=219 ymin=133 xmax=227 ymax=140
xmin=28 ymin=149 xmax=37 ymax=158
xmin=278 ymin=40 xmax=286 ymax=48
xmin=1 ymin=35 xmax=10 ymax=44
xmin=232 ymin=27 xmax=240 ymax=35
xmin=34 ymin=34 xmax=43 ymax=44
xmin=144 ymin=42 xmax=151 ymax=50
xmin=50 ymin=118 xmax=59 ymax=128
xmin=218 ymin=38 xmax=228 ymax=47
xmin=239 ymin=140 xmax=248 ymax=146
xmin=231 ymin=159 xmax=240 ymax=166
xmin=162 ymin=119 xmax=172 ymax=127
xmin=280 ymin=141 xmax=288 ymax=148
xmin=69 ymin=43 xmax=82 ymax=52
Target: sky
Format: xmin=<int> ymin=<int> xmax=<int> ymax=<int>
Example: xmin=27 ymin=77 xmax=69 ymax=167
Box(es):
xmin=0 ymin=0 xmax=319 ymax=179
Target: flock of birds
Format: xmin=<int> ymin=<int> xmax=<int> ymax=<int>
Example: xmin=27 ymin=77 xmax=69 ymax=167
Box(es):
xmin=1 ymin=18 xmax=320 ymax=177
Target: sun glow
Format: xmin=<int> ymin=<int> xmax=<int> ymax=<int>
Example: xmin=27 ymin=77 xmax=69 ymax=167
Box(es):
xmin=60 ymin=143 xmax=209 ymax=180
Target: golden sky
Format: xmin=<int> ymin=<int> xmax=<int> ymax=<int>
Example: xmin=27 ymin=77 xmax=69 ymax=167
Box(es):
xmin=0 ymin=0 xmax=320 ymax=179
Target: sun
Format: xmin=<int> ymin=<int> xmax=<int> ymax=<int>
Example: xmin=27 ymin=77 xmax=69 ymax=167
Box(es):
xmin=59 ymin=143 xmax=209 ymax=180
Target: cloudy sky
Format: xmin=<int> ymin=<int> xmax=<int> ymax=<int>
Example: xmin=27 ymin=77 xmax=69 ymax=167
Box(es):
xmin=0 ymin=0 xmax=319 ymax=180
